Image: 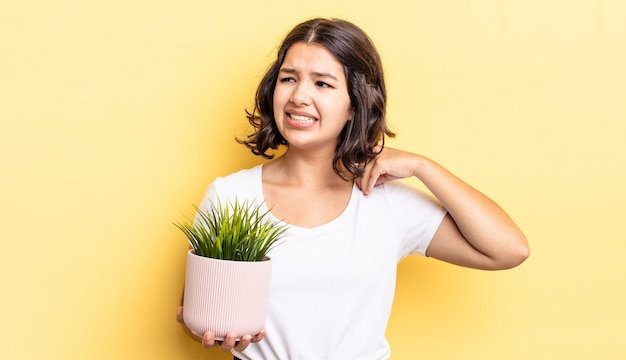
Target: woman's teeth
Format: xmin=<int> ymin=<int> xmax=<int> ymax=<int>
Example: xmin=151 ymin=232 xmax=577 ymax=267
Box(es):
xmin=290 ymin=114 xmax=315 ymax=123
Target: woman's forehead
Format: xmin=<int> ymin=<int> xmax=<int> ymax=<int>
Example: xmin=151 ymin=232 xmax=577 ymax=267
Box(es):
xmin=281 ymin=42 xmax=345 ymax=76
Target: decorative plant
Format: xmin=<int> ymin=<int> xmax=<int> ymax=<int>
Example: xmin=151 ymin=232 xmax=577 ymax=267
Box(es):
xmin=174 ymin=198 xmax=288 ymax=262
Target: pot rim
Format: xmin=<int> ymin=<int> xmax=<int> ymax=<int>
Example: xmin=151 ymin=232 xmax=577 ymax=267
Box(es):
xmin=187 ymin=248 xmax=271 ymax=262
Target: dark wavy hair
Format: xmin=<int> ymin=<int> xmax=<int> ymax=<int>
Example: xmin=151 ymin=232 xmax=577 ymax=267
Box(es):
xmin=237 ymin=18 xmax=395 ymax=180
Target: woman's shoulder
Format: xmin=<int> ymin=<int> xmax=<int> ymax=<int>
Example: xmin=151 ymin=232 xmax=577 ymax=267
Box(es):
xmin=374 ymin=180 xmax=443 ymax=212
xmin=213 ymin=165 xmax=262 ymax=187
xmin=376 ymin=180 xmax=424 ymax=198
xmin=201 ymin=165 xmax=263 ymax=204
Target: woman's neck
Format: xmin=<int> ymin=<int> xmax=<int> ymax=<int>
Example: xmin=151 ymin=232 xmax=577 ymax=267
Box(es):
xmin=261 ymin=149 xmax=354 ymax=228
xmin=266 ymin=150 xmax=350 ymax=188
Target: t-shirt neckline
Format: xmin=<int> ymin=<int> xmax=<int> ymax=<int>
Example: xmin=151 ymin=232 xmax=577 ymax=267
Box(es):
xmin=255 ymin=164 xmax=358 ymax=233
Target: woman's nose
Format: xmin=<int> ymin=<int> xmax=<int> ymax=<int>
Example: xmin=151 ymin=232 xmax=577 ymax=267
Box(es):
xmin=289 ymin=83 xmax=311 ymax=106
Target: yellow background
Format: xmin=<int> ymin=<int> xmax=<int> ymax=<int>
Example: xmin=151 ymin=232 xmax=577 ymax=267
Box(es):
xmin=1 ymin=0 xmax=624 ymax=359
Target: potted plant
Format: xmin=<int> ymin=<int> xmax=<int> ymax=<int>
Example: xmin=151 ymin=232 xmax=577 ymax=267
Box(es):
xmin=174 ymin=198 xmax=288 ymax=340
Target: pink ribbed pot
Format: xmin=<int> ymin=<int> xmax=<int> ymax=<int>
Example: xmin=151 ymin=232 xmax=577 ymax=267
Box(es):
xmin=183 ymin=249 xmax=272 ymax=340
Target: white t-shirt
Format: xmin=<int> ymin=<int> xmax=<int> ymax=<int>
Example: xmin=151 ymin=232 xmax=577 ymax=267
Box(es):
xmin=197 ymin=165 xmax=447 ymax=360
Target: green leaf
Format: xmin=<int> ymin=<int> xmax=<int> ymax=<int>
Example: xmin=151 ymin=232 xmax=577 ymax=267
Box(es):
xmin=173 ymin=197 xmax=289 ymax=261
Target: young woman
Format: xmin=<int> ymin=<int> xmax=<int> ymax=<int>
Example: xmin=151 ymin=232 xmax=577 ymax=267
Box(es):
xmin=176 ymin=18 xmax=529 ymax=360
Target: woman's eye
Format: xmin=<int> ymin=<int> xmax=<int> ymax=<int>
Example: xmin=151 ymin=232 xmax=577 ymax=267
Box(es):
xmin=316 ymin=81 xmax=331 ymax=88
xmin=279 ymin=77 xmax=296 ymax=83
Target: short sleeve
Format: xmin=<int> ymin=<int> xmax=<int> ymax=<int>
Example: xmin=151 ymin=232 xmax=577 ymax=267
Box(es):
xmin=382 ymin=181 xmax=447 ymax=259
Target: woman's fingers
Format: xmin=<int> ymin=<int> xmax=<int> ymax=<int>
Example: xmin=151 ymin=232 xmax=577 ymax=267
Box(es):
xmin=219 ymin=333 xmax=238 ymax=351
xmin=233 ymin=334 xmax=253 ymax=352
xmin=176 ymin=306 xmax=184 ymax=324
xmin=178 ymin=306 xmax=265 ymax=352
xmin=358 ymin=147 xmax=420 ymax=194
xmin=201 ymin=331 xmax=218 ymax=348
xmin=251 ymin=329 xmax=266 ymax=343
xmin=357 ymin=157 xmax=377 ymax=194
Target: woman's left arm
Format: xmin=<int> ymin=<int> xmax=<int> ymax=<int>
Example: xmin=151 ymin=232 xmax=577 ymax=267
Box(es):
xmin=358 ymin=147 xmax=529 ymax=270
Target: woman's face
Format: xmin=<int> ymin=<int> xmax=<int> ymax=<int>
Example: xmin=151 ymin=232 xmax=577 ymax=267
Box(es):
xmin=273 ymin=41 xmax=353 ymax=153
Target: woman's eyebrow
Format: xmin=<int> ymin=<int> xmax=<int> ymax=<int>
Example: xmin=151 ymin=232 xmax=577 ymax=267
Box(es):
xmin=312 ymin=71 xmax=339 ymax=81
xmin=278 ymin=68 xmax=338 ymax=81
